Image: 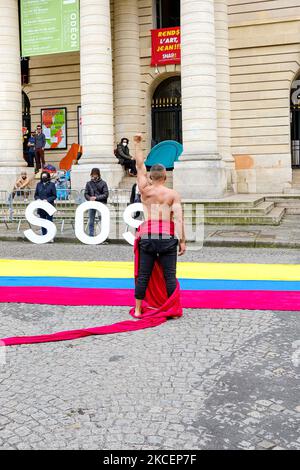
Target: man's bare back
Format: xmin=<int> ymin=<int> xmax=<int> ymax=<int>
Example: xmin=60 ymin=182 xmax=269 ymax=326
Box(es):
xmin=132 ymin=134 xmax=186 ymax=318
xmin=133 ymin=134 xmax=186 ymax=253
xmin=140 ymin=184 xmax=178 ymax=222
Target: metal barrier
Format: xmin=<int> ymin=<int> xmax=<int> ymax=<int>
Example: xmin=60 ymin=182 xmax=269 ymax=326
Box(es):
xmin=79 ymin=188 xmax=131 ymax=205
xmin=7 ymin=190 xmax=33 ymax=231
xmin=6 ymin=189 xmax=81 ymax=233
xmin=0 ymin=191 xmax=9 ymax=203
xmin=0 ymin=187 xmax=132 ymax=236
xmin=55 ymin=190 xmax=81 ymax=233
xmin=109 ymin=189 xmax=131 ymax=204
xmin=0 ymin=191 xmax=10 ymax=229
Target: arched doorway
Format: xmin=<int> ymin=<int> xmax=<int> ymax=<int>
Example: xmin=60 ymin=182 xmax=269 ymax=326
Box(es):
xmin=151 ymin=76 xmax=182 ymax=146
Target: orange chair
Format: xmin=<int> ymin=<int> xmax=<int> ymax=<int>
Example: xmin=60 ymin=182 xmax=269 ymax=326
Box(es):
xmin=59 ymin=143 xmax=82 ymax=171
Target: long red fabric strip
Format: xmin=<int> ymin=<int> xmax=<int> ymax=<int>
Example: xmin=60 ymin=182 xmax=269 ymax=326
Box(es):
xmin=1 ymin=221 xmax=183 ymax=346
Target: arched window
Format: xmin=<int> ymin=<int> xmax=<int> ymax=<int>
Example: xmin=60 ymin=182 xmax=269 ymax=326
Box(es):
xmin=152 ymin=76 xmax=182 ymax=145
xmin=291 ymin=76 xmax=300 ymax=167
xmin=156 ymin=0 xmax=180 ymax=29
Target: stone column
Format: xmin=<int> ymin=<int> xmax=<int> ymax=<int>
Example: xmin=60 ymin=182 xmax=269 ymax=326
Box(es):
xmin=0 ymin=0 xmax=27 ymax=192
xmin=72 ymin=0 xmax=122 ymax=190
xmin=113 ymin=0 xmax=141 ymax=143
xmin=173 ymin=0 xmax=226 ymax=198
xmin=215 ymin=0 xmax=235 ymax=191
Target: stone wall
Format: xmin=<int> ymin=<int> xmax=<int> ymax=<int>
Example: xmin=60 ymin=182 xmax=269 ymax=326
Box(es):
xmin=23 ymin=52 xmax=81 ymax=167
xmin=228 ymin=0 xmax=300 ymax=193
xmin=138 ymin=0 xmax=181 ymax=151
xmin=22 ymin=0 xmax=300 ymax=193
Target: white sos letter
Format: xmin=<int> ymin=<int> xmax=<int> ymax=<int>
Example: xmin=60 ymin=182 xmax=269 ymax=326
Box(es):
xmin=75 ymin=201 xmax=110 ymax=245
xmin=122 ymin=203 xmax=144 ymax=245
xmin=24 ymin=200 xmax=57 ymax=244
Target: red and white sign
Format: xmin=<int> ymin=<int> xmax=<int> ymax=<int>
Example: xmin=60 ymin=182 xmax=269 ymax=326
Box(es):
xmin=151 ymin=27 xmax=181 ymax=66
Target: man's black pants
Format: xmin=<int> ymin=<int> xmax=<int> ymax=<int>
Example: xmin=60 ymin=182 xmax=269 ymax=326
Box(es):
xmin=135 ymin=237 xmax=178 ymax=300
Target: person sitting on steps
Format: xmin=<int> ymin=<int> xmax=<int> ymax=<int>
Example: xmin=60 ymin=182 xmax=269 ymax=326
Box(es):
xmin=115 ymin=137 xmax=137 ymax=176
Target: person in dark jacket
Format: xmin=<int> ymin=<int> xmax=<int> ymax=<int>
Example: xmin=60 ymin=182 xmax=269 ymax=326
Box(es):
xmin=84 ymin=168 xmax=109 ymax=236
xmin=115 ymin=138 xmax=137 ymax=176
xmin=130 ymin=183 xmax=142 ymax=220
xmin=27 ymin=131 xmax=36 ymax=167
xmin=34 ymin=125 xmax=46 ymax=172
xmin=34 ymin=171 xmax=57 ymax=237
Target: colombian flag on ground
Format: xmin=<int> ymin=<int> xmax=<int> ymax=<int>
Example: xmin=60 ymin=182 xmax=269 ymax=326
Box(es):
xmin=0 ymin=259 xmax=300 ymax=311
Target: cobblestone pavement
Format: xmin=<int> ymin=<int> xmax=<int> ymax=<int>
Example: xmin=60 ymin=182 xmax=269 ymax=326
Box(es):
xmin=0 ymin=243 xmax=299 ymax=450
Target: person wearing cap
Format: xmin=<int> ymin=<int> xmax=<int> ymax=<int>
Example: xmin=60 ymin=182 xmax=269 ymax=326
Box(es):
xmin=84 ymin=168 xmax=109 ymax=237
xmin=115 ymin=137 xmax=137 ymax=176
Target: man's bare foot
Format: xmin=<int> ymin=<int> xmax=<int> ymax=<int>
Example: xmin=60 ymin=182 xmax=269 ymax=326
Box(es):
xmin=133 ymin=311 xmax=142 ymax=319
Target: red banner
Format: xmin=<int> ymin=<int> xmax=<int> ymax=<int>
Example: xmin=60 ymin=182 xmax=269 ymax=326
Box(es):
xmin=151 ymin=27 xmax=181 ymax=66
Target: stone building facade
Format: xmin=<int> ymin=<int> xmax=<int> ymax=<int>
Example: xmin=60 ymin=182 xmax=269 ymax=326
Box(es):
xmin=1 ymin=0 xmax=300 ymax=198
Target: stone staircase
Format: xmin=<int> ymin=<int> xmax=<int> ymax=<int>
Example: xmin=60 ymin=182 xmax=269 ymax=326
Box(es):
xmin=265 ymin=195 xmax=300 ymax=216
xmin=115 ymin=172 xmax=286 ymax=226
xmin=199 ymin=197 xmax=285 ymax=225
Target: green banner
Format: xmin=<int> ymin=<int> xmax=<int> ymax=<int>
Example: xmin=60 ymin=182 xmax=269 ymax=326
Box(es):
xmin=21 ymin=0 xmax=80 ymax=56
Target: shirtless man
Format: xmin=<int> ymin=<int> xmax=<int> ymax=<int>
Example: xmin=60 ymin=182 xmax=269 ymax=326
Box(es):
xmin=133 ymin=134 xmax=186 ymax=318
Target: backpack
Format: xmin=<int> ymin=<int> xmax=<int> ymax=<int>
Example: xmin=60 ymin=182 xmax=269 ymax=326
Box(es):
xmin=55 ymin=176 xmax=69 ymax=200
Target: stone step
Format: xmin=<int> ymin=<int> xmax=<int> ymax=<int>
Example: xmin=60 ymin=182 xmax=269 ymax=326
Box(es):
xmin=204 ymin=207 xmax=286 ymax=225
xmin=266 ymin=197 xmax=300 ymax=215
xmin=204 ymin=201 xmax=275 ymax=216
xmin=277 ymin=206 xmax=300 ymax=215
xmin=183 ymin=196 xmax=266 ymax=208
xmin=109 ymin=205 xmax=285 ymax=227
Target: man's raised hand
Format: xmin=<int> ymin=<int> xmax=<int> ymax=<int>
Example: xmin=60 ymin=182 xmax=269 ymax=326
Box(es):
xmin=134 ymin=134 xmax=142 ymax=145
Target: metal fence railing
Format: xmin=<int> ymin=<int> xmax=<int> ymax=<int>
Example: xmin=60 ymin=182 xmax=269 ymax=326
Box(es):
xmin=2 ymin=189 xmax=82 ymax=233
xmin=78 ymin=188 xmax=132 ymax=237
xmin=0 ymin=188 xmax=133 ymax=235
xmin=79 ymin=188 xmax=131 ymax=205
xmin=0 ymin=191 xmax=10 ymax=229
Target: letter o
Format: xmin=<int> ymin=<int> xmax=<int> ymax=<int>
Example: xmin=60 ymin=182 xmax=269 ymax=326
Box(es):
xmin=75 ymin=201 xmax=110 ymax=245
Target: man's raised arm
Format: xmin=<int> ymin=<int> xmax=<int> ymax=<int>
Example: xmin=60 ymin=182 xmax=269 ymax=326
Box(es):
xmin=133 ymin=134 xmax=148 ymax=190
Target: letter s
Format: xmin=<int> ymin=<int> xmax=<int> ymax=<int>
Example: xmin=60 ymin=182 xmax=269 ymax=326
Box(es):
xmin=24 ymin=200 xmax=57 ymax=244
xmin=122 ymin=203 xmax=144 ymax=245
